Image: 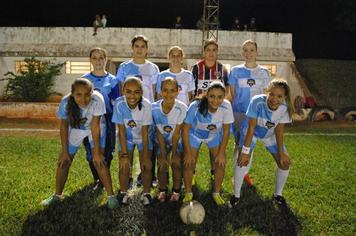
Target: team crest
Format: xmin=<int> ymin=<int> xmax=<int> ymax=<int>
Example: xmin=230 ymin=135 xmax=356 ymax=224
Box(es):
xmin=79 ymin=117 xmax=88 ymax=124
xmin=247 ymin=79 xmax=256 ymax=87
xmin=207 ymin=124 xmax=217 ymax=131
xmin=265 ymin=121 xmax=275 ymax=129
xmin=214 ymin=71 xmax=222 ymax=78
xmin=163 ymin=125 xmax=173 ymax=133
xmin=127 ymin=120 xmax=137 ymax=128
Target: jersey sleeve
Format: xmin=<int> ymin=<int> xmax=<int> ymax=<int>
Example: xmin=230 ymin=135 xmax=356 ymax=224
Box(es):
xmin=187 ymin=72 xmax=195 ymax=92
xmin=223 ymin=101 xmax=234 ymax=124
xmin=142 ymin=103 xmax=153 ymax=126
xmin=112 ymin=99 xmax=124 ymax=124
xmin=228 ymin=69 xmax=236 ymax=86
xmin=191 ymin=64 xmax=199 ymax=96
xmin=184 ymin=102 xmax=198 ymax=124
xmin=280 ymin=107 xmax=292 ymax=124
xmin=177 ymin=103 xmax=188 ymax=125
xmin=245 ymin=97 xmax=259 ymax=119
xmin=156 ymin=73 xmax=163 ymax=94
xmin=93 ymin=93 xmax=106 ymax=116
xmin=57 ymin=97 xmax=68 ymax=119
xmin=151 ymin=64 xmax=160 ymax=85
xmin=116 ymin=63 xmax=126 ymax=82
xmin=222 ymin=65 xmax=229 ymax=86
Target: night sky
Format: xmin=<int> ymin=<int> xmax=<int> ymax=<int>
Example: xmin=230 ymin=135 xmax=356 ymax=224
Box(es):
xmin=1 ymin=0 xmax=355 ymax=60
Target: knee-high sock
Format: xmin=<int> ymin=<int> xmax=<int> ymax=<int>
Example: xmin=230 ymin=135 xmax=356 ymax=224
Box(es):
xmin=245 ymin=152 xmax=253 ymax=173
xmin=233 ymin=164 xmax=249 ymax=198
xmin=275 ymin=168 xmax=289 ymax=196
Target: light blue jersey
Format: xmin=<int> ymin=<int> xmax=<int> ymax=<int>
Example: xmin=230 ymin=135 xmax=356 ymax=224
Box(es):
xmin=156 ymin=69 xmax=195 ymax=105
xmin=112 ymin=96 xmax=153 ymax=151
xmin=228 ymin=64 xmax=270 ymax=113
xmin=240 ymin=94 xmax=291 ymax=153
xmin=82 ymin=72 xmax=119 ymax=113
xmin=116 ymin=59 xmax=159 ymax=102
xmin=57 ymin=91 xmax=106 ymax=156
xmin=152 ymin=99 xmax=187 ymax=145
xmin=184 ymin=99 xmax=234 ymax=148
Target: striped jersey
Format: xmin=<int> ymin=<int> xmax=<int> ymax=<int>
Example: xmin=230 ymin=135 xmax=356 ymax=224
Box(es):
xmin=228 ymin=64 xmax=270 ymax=113
xmin=116 ymin=59 xmax=160 ymax=102
xmin=112 ymin=96 xmax=152 ymax=144
xmin=245 ymin=94 xmax=291 ymax=139
xmin=184 ymin=99 xmax=234 ymax=140
xmin=152 ymin=99 xmax=187 ymax=144
xmin=191 ymin=60 xmax=229 ymax=97
xmin=156 ymin=69 xmax=195 ymax=105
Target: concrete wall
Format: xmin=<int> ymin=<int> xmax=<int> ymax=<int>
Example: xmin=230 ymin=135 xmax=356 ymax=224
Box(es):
xmin=0 ymin=27 xmax=303 ymax=100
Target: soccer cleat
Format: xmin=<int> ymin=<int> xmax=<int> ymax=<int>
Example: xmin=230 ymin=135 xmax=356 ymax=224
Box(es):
xmin=169 ymin=191 xmax=180 ymax=202
xmin=243 ymin=174 xmax=254 ymax=186
xmin=141 ymin=193 xmax=153 ymax=206
xmin=118 ymin=192 xmax=129 ymax=205
xmin=228 ymin=196 xmax=240 ymax=208
xmin=157 ymin=191 xmax=167 ymax=203
xmin=182 ymin=192 xmax=193 ymax=203
xmin=128 ymin=177 xmax=134 ymax=190
xmin=212 ymin=193 xmax=225 ymax=206
xmin=92 ymin=179 xmax=103 ymax=191
xmin=107 ymin=196 xmax=119 ymax=209
xmin=41 ymin=194 xmax=63 ymax=206
xmin=272 ymin=195 xmax=287 ymax=206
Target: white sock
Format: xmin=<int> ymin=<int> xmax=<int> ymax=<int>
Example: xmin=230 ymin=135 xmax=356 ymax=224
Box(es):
xmin=233 ymin=164 xmax=248 ymax=198
xmin=275 ymin=168 xmax=289 ymax=196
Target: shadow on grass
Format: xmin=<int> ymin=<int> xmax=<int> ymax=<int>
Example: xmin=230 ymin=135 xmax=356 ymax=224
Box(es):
xmin=22 ymin=185 xmax=301 ymax=236
xmin=143 ymin=185 xmax=302 ymax=236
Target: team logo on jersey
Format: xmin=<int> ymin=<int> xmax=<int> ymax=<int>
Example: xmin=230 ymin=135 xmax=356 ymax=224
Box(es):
xmin=79 ymin=117 xmax=88 ymax=125
xmin=247 ymin=79 xmax=256 ymax=87
xmin=127 ymin=120 xmax=137 ymax=128
xmin=265 ymin=121 xmax=275 ymax=129
xmin=163 ymin=125 xmax=173 ymax=133
xmin=207 ymin=124 xmax=217 ymax=131
xmin=214 ymin=71 xmax=222 ymax=78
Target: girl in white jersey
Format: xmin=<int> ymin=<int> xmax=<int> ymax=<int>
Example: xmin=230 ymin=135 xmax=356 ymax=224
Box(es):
xmin=112 ymin=77 xmax=153 ymax=205
xmin=182 ymin=81 xmax=234 ymax=206
xmin=229 ymin=79 xmax=293 ymax=207
xmin=156 ymin=46 xmax=195 ymax=105
xmin=152 ymin=77 xmax=187 ymax=202
xmin=41 ymin=78 xmax=118 ymax=209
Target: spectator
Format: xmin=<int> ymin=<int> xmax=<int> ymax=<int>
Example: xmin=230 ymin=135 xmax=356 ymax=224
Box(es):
xmin=248 ymin=17 xmax=257 ymax=31
xmin=174 ymin=16 xmax=183 ymax=29
xmin=196 ymin=16 xmax=204 ymax=30
xmin=93 ymin=14 xmax=102 ymax=36
xmin=231 ymin=17 xmax=241 ymax=31
xmin=101 ymin=14 xmax=107 ymax=28
xmin=243 ymin=24 xmax=248 ymax=31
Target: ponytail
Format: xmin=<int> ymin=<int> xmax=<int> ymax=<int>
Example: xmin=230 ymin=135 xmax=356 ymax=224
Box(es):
xmin=67 ymin=95 xmax=81 ymax=128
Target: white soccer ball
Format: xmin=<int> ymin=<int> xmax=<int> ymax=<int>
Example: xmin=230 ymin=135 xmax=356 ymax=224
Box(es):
xmin=179 ymin=200 xmax=205 ymax=224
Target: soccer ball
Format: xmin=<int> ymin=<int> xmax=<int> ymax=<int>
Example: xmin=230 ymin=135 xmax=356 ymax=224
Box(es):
xmin=179 ymin=200 xmax=205 ymax=224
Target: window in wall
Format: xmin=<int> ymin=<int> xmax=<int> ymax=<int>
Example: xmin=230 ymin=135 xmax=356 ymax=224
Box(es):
xmin=261 ymin=64 xmax=277 ymax=77
xmin=65 ymin=61 xmax=92 ymax=74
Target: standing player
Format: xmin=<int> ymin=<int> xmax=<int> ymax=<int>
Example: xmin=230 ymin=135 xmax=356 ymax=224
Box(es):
xmin=116 ymin=35 xmax=160 ymax=187
xmin=112 ymin=77 xmax=153 ymax=205
xmin=229 ymin=79 xmax=293 ymax=207
xmin=82 ymin=47 xmax=119 ymax=190
xmin=152 ymin=77 xmax=187 ymax=202
xmin=229 ymin=39 xmax=271 ymax=186
xmin=156 ymin=46 xmax=195 ymax=106
xmin=182 ymin=81 xmax=234 ymax=206
xmin=41 ymin=78 xmax=118 ymax=209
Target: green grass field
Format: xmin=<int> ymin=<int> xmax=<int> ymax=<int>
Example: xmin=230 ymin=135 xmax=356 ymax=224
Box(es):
xmin=0 ymin=130 xmax=355 ymax=235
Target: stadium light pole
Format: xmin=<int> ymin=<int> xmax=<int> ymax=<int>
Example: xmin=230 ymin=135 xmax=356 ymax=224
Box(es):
xmin=202 ymin=0 xmax=219 ymax=53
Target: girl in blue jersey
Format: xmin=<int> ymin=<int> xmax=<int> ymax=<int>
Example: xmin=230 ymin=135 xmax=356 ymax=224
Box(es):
xmin=229 ymin=39 xmax=271 ymax=186
xmin=82 ymin=47 xmax=119 ymax=190
xmin=156 ymin=46 xmax=195 ymax=106
xmin=112 ymin=77 xmax=153 ymax=205
xmin=229 ymin=79 xmax=293 ymax=207
xmin=116 ymin=35 xmax=160 ymax=187
xmin=152 ymin=77 xmax=187 ymax=202
xmin=41 ymin=78 xmax=118 ymax=209
xmin=182 ymin=81 xmax=234 ymax=206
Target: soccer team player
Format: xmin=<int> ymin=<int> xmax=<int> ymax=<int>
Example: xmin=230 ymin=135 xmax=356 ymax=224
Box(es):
xmin=42 ymin=36 xmax=293 ymax=209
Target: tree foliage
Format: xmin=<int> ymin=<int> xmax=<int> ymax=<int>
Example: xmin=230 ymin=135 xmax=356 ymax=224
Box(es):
xmin=3 ymin=57 xmax=64 ymax=102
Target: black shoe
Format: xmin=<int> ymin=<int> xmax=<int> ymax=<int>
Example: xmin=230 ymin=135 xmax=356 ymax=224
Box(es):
xmin=272 ymin=195 xmax=287 ymax=206
xmin=128 ymin=177 xmax=134 ymax=189
xmin=141 ymin=193 xmax=152 ymax=206
xmin=118 ymin=192 xmax=129 ymax=205
xmin=136 ymin=174 xmax=143 ymax=187
xmin=92 ymin=179 xmax=103 ymax=191
xmin=228 ymin=196 xmax=240 ymax=208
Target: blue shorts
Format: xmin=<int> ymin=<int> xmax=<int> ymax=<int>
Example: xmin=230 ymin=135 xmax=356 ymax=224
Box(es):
xmin=68 ymin=127 xmax=106 ymax=159
xmin=239 ymin=131 xmax=287 ymax=155
xmin=117 ymin=138 xmax=153 ymax=152
xmin=189 ymin=131 xmax=222 ymax=149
